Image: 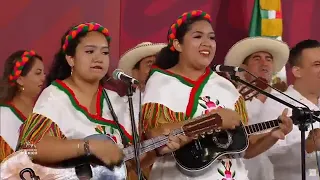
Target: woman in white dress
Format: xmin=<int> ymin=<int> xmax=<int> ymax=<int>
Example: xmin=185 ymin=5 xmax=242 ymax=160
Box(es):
xmin=0 ymin=50 xmax=45 ymax=162
xmin=141 ymin=10 xmax=293 ymax=180
xmin=2 ymin=22 xmax=141 ymax=180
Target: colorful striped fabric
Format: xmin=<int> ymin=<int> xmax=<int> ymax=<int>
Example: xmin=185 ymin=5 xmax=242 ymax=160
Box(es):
xmin=141 ymin=103 xmax=187 ymax=132
xmin=0 ymin=136 xmax=13 ymax=163
xmin=17 ymin=113 xmax=66 ymax=150
xmin=249 ymin=0 xmax=287 ymax=84
xmin=234 ymin=96 xmax=249 ymax=125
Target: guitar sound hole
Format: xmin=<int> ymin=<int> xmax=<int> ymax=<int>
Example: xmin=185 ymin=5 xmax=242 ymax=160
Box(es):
xmin=212 ymin=130 xmax=233 ymax=149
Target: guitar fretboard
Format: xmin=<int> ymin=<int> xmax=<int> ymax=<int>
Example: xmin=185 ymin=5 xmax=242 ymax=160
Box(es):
xmin=245 ymin=119 xmax=281 ymax=135
xmin=123 ymin=128 xmax=183 ymax=161
xmin=122 ymin=112 xmax=217 ymax=161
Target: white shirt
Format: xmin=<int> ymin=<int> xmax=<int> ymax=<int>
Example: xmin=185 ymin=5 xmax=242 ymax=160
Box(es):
xmin=250 ymin=85 xmax=320 ymax=180
xmin=0 ymin=104 xmax=26 ymax=151
xmin=243 ymin=89 xmax=280 ymax=180
xmin=143 ymin=69 xmax=249 ymax=180
xmin=7 ymin=80 xmax=133 ymax=180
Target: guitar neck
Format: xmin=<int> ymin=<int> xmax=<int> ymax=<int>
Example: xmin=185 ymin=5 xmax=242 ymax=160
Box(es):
xmin=123 ymin=128 xmax=183 ymax=161
xmin=122 ymin=112 xmax=218 ymax=161
xmin=245 ymin=119 xmax=281 ymax=135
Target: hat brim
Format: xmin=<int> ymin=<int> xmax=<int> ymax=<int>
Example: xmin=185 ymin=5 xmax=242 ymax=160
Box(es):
xmin=224 ymin=37 xmax=290 ymax=74
xmin=118 ymin=43 xmax=167 ymax=76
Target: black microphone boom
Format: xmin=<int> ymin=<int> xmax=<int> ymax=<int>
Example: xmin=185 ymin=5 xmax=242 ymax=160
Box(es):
xmin=229 ymin=73 xmax=320 ymax=180
xmin=112 ymin=69 xmax=139 ymax=85
xmin=212 ymin=64 xmax=245 ymax=73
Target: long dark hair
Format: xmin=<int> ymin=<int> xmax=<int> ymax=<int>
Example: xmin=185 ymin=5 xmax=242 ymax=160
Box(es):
xmin=0 ymin=50 xmax=43 ymax=103
xmin=45 ymin=26 xmax=111 ymax=87
xmin=155 ymin=16 xmax=211 ymax=70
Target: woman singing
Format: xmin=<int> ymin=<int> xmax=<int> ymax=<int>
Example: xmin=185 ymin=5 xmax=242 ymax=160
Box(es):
xmin=0 ymin=50 xmax=45 ymax=162
xmin=141 ymin=10 xmax=293 ymax=180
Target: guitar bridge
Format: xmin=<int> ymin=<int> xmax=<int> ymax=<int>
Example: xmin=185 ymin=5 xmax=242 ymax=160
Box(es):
xmin=212 ymin=130 xmax=233 ymax=149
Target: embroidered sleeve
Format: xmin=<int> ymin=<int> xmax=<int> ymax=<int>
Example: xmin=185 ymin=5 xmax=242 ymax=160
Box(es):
xmin=0 ymin=136 xmax=13 ymax=163
xmin=17 ymin=113 xmax=66 ymax=149
xmin=141 ymin=102 xmax=187 ymax=132
xmin=234 ymin=96 xmax=249 ymax=125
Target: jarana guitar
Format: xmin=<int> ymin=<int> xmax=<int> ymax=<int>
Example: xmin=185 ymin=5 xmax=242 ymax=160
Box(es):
xmin=173 ymin=76 xmax=277 ymax=177
xmin=1 ymin=112 xmax=221 ymax=180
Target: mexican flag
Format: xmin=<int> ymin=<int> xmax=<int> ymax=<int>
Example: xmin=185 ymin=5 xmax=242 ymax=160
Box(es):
xmin=249 ymin=0 xmax=286 ymax=84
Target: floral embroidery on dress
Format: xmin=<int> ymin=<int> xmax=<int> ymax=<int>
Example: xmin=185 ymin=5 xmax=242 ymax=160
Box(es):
xmin=95 ymin=125 xmax=118 ymax=143
xmin=218 ymin=159 xmax=236 ymax=180
xmin=199 ymin=96 xmax=224 ymax=114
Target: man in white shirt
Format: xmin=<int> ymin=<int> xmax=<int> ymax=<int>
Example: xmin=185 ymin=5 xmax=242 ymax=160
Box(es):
xmin=224 ymin=37 xmax=290 ymax=180
xmin=117 ymin=42 xmax=166 ymax=179
xmin=262 ymin=39 xmax=320 ymax=180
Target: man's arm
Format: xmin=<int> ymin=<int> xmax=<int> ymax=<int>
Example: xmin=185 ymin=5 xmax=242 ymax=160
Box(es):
xmin=244 ymin=108 xmax=293 ymax=159
xmin=244 ymin=132 xmax=278 ymax=159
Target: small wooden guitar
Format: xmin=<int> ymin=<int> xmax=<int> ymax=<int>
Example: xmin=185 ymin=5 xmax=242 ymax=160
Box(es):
xmin=1 ymin=112 xmax=221 ymax=180
xmin=173 ymin=118 xmax=281 ymax=177
xmin=237 ymin=77 xmax=269 ymax=101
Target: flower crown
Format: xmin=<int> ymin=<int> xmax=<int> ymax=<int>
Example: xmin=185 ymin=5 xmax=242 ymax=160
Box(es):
xmin=8 ymin=50 xmax=37 ymax=85
xmin=167 ymin=10 xmax=212 ymax=51
xmin=62 ymin=22 xmax=111 ymax=52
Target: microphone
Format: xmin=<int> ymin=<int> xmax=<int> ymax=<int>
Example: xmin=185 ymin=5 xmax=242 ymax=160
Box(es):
xmin=112 ymin=69 xmax=139 ymax=85
xmin=212 ymin=65 xmax=245 ymax=73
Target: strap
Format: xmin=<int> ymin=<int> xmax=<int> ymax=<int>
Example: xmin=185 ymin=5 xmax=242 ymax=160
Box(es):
xmin=102 ymin=89 xmax=129 ymax=147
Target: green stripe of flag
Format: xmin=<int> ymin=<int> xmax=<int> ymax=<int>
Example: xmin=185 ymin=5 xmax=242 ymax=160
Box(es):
xmin=249 ymin=0 xmax=261 ymax=37
xmin=260 ymin=9 xmax=269 ymax=19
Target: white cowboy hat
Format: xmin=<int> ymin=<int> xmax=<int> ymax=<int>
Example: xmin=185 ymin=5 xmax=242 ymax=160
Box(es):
xmin=118 ymin=42 xmax=167 ymax=76
xmin=224 ymin=37 xmax=290 ymax=74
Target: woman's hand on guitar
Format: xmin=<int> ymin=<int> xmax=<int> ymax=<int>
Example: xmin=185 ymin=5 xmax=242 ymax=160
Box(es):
xmin=157 ymin=129 xmax=192 ymax=155
xmin=210 ymin=108 xmax=241 ymax=130
xmin=89 ymin=139 xmax=124 ymax=166
xmin=270 ymin=108 xmax=293 ymax=140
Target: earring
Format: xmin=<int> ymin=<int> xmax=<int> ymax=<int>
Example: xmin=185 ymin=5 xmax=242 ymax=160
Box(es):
xmin=21 ymin=86 xmax=24 ymax=91
xmin=71 ymin=66 xmax=73 ymax=75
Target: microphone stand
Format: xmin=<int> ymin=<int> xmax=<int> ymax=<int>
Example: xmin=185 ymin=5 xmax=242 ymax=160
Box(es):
xmin=230 ymin=73 xmax=320 ymax=180
xmin=127 ymin=83 xmax=143 ymax=180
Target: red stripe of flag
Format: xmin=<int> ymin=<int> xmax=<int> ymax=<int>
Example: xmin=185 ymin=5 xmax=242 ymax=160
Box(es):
xmin=276 ymin=3 xmax=282 ymax=18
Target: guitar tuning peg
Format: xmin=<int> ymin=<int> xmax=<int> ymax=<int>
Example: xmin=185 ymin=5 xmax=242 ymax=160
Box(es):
xmin=207 ymin=130 xmax=214 ymax=134
xmin=193 ymin=134 xmax=198 ymax=139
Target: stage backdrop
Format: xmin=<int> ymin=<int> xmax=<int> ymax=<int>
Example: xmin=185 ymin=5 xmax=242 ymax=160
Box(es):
xmin=1 ymin=0 xmax=320 ymax=87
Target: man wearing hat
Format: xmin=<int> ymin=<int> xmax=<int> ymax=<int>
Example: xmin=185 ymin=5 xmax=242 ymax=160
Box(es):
xmin=224 ymin=37 xmax=290 ymax=180
xmin=118 ymin=42 xmax=167 ymax=92
xmin=118 ymin=42 xmax=166 ymax=180
xmin=237 ymin=39 xmax=320 ymax=180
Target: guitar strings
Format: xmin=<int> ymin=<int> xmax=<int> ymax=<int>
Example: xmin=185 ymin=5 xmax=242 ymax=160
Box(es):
xmin=124 ymin=114 xmax=219 ymax=161
xmin=123 ymin=129 xmax=185 ymax=161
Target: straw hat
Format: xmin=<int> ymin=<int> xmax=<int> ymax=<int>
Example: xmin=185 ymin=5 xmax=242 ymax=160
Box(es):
xmin=118 ymin=42 xmax=167 ymax=75
xmin=224 ymin=37 xmax=290 ymax=74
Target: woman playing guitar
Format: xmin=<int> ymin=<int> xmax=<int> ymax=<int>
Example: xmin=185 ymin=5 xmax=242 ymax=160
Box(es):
xmin=140 ymin=10 xmax=293 ymax=180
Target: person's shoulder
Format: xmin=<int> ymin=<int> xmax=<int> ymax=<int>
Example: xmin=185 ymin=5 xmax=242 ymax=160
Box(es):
xmin=212 ymin=72 xmax=240 ymax=95
xmin=36 ymin=83 xmax=67 ymax=104
xmin=146 ymin=68 xmax=178 ymax=90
